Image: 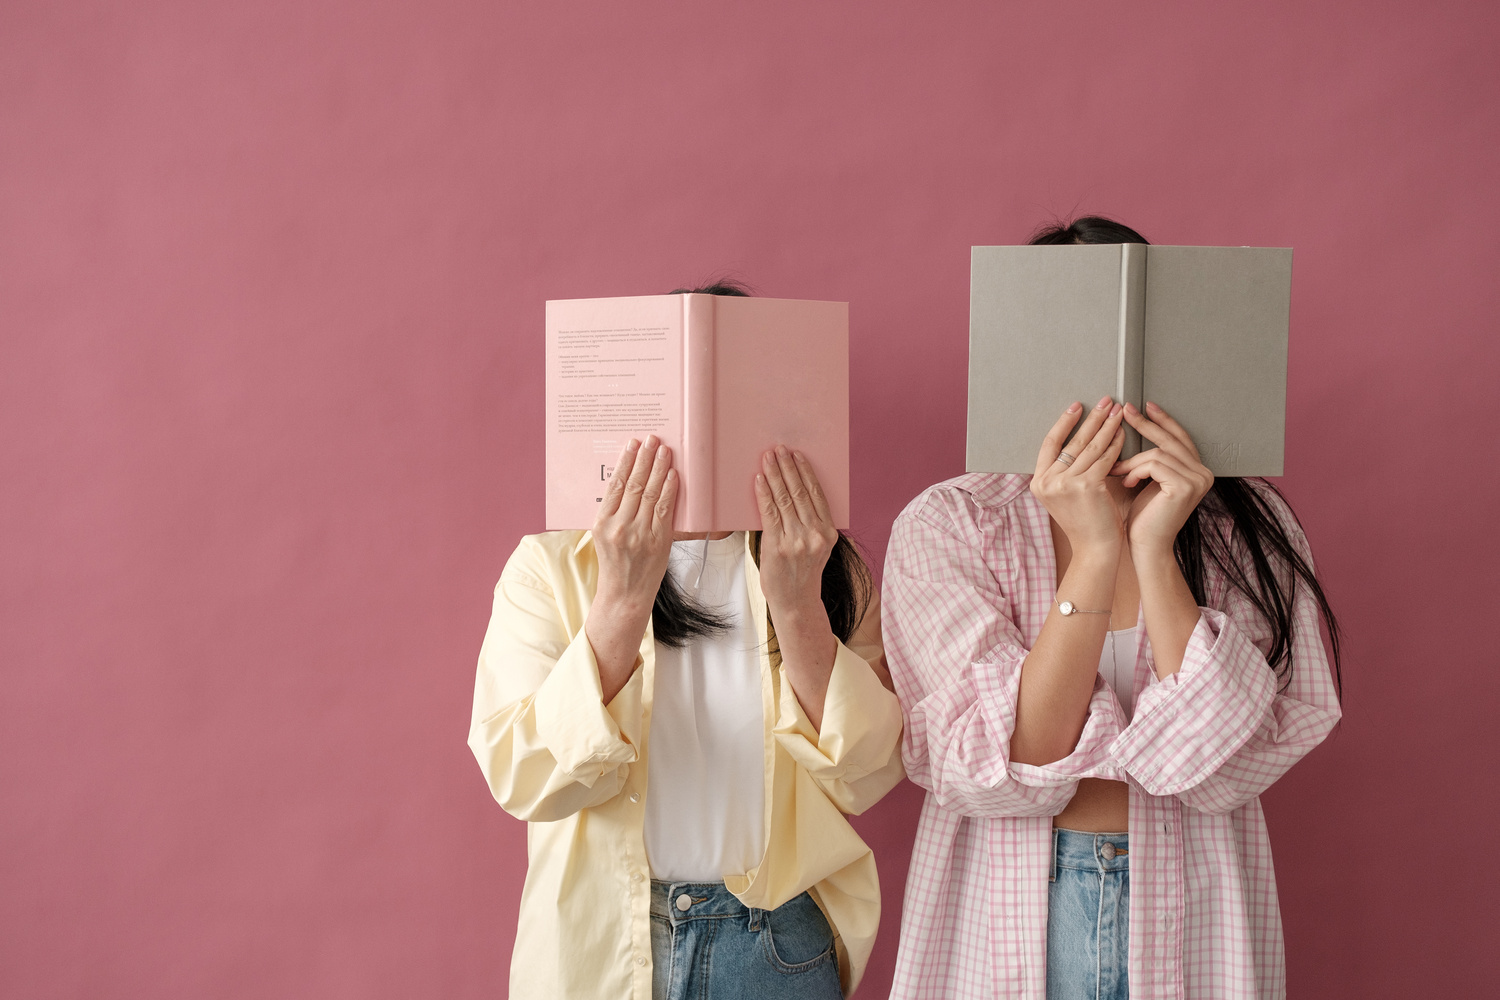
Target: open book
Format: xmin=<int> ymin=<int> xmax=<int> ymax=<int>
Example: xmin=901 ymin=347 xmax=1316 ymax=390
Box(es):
xmin=546 ymin=294 xmax=849 ymax=531
xmin=966 ymin=244 xmax=1292 ymax=476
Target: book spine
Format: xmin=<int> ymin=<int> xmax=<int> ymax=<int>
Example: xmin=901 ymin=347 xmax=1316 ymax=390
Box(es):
xmin=681 ymin=294 xmax=716 ymax=530
xmin=1118 ymin=243 xmax=1147 ymax=458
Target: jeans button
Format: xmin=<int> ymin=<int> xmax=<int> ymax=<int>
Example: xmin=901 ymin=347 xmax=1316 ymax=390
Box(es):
xmin=1100 ymin=842 xmax=1117 ymax=860
xmin=676 ymin=894 xmax=693 ymax=912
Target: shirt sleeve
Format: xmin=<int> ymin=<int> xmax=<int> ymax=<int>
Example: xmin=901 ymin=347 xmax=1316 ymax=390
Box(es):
xmin=883 ymin=492 xmax=1126 ymax=819
xmin=467 ymin=540 xmax=644 ymax=823
xmin=772 ymin=587 xmax=906 ymax=815
xmin=1109 ymin=513 xmax=1342 ymax=815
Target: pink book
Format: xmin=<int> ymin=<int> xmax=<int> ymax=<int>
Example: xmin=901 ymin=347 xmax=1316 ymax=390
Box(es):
xmin=545 ymin=294 xmax=850 ymax=532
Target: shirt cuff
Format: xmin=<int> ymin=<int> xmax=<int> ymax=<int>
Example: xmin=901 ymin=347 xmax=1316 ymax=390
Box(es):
xmin=773 ymin=640 xmax=903 ymax=783
xmin=531 ymin=628 xmax=641 ymax=787
xmin=1110 ymin=609 xmax=1276 ymax=795
xmin=1009 ymin=680 xmax=1128 ymax=788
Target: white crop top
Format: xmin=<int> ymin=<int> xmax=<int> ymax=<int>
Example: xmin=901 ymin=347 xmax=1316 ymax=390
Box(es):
xmin=1099 ymin=626 xmax=1139 ymax=722
xmin=643 ymin=533 xmax=766 ymax=883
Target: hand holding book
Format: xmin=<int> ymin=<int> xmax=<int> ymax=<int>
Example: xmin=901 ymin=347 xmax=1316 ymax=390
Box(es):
xmin=585 ymin=435 xmax=679 ymax=702
xmin=1028 ymin=396 xmax=1129 ymax=556
xmin=1113 ymin=402 xmax=1215 ymax=556
xmin=755 ymin=445 xmax=840 ymax=731
xmin=1110 ymin=401 xmax=1217 ymax=681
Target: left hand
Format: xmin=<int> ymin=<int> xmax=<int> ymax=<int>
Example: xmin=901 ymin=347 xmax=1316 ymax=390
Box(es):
xmin=754 ymin=446 xmax=839 ymax=620
xmin=1111 ymin=402 xmax=1215 ymax=553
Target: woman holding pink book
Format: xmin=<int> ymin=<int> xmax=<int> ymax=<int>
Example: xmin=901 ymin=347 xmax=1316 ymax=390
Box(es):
xmin=468 ymin=286 xmax=903 ymax=1000
xmin=883 ymin=218 xmax=1343 ymax=1000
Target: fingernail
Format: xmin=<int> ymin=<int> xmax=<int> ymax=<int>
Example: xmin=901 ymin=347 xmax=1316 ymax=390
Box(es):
xmin=666 ymin=469 xmax=676 ymax=480
xmin=1124 ymin=402 xmax=1139 ymax=415
xmin=777 ymin=445 xmax=789 ymax=457
xmin=645 ymin=434 xmax=658 ymax=447
xmin=1068 ymin=402 xmax=1082 ymax=413
xmin=627 ymin=438 xmax=639 ymax=449
xmin=1146 ymin=401 xmax=1159 ymax=411
xmin=756 ymin=473 xmax=765 ymax=483
xmin=1110 ymin=403 xmax=1123 ymax=416
xmin=1096 ymin=395 xmax=1111 ymax=409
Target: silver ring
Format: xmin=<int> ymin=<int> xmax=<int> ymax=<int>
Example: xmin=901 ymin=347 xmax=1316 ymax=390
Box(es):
xmin=1056 ymin=451 xmax=1075 ymax=467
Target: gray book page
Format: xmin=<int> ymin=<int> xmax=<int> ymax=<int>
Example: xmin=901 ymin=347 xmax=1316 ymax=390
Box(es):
xmin=967 ymin=245 xmax=1127 ymax=473
xmin=1141 ymin=247 xmax=1291 ymax=476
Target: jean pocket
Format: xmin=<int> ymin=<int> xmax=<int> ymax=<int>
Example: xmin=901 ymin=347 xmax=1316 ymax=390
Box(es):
xmin=759 ymin=894 xmax=836 ymax=974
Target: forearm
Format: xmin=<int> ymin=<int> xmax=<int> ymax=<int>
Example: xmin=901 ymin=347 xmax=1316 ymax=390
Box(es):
xmin=1011 ymin=547 xmax=1118 ymax=765
xmin=584 ymin=593 xmax=652 ymax=703
xmin=1134 ymin=545 xmax=1200 ymax=679
xmin=771 ymin=597 xmax=838 ymax=732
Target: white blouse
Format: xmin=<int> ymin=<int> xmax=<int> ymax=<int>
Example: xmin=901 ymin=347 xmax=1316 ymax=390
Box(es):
xmin=1099 ymin=625 xmax=1139 ymax=721
xmin=643 ymin=532 xmax=766 ymax=882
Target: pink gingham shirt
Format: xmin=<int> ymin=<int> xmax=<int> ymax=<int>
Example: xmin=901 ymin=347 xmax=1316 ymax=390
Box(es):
xmin=883 ymin=474 xmax=1341 ymax=1000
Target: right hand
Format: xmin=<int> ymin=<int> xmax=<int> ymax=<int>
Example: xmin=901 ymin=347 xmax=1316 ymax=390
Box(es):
xmin=1029 ymin=396 xmax=1128 ymax=554
xmin=592 ymin=435 xmax=679 ymax=616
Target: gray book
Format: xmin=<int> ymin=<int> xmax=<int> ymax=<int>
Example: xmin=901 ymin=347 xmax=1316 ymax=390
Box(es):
xmin=966 ymin=244 xmax=1292 ymax=476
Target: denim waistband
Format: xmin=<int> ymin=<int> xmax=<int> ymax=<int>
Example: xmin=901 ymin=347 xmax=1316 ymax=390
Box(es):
xmin=1052 ymin=828 xmax=1130 ymax=877
xmin=650 ymin=880 xmax=756 ymax=922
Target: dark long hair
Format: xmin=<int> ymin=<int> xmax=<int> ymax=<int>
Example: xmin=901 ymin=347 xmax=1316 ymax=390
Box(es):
xmin=1029 ymin=217 xmax=1342 ymax=693
xmin=649 ymin=281 xmax=874 ymax=649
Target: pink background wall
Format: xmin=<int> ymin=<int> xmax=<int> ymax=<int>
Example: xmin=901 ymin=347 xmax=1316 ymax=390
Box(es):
xmin=3 ymin=1 xmax=1497 ymax=996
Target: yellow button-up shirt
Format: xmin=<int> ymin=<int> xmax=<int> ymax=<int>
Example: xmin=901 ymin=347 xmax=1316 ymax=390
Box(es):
xmin=469 ymin=530 xmax=905 ymax=999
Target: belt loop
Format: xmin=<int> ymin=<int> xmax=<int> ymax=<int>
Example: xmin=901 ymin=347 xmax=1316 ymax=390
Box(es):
xmin=747 ymin=907 xmax=763 ymax=931
xmin=1049 ymin=827 xmax=1058 ymax=883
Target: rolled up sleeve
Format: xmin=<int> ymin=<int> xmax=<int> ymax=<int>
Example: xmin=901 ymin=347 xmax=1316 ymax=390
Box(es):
xmin=1110 ymin=519 xmax=1342 ymax=814
xmin=468 ymin=545 xmax=644 ymax=823
xmin=773 ymin=635 xmax=906 ymax=814
xmin=885 ymin=499 xmax=1124 ymax=819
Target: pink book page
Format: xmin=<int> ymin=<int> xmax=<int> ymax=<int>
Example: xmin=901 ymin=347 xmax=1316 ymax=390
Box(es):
xmin=545 ymin=296 xmax=684 ymax=530
xmin=711 ymin=297 xmax=849 ymax=530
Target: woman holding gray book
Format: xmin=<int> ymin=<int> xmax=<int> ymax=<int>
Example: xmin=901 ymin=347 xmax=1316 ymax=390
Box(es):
xmin=883 ymin=218 xmax=1343 ymax=1000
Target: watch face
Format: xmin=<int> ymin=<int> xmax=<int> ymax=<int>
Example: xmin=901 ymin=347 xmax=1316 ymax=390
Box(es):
xmin=1059 ymin=601 xmax=1075 ymax=615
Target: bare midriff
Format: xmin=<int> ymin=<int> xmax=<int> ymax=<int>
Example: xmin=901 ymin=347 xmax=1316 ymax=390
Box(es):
xmin=1053 ymin=777 xmax=1129 ymax=832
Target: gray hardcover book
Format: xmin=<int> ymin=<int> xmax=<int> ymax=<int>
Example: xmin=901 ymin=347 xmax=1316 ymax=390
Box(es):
xmin=966 ymin=244 xmax=1291 ymax=476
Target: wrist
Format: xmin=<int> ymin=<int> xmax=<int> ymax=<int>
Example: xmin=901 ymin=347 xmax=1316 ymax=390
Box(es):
xmin=590 ymin=589 xmax=655 ymax=629
xmin=1129 ymin=535 xmax=1179 ymax=568
xmin=768 ymin=593 xmax=831 ymax=634
xmin=1067 ymin=542 xmax=1122 ymax=573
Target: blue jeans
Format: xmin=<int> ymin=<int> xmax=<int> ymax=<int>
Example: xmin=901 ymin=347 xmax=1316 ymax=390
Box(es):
xmin=649 ymin=880 xmax=842 ymax=1000
xmin=1047 ymin=829 xmax=1130 ymax=1000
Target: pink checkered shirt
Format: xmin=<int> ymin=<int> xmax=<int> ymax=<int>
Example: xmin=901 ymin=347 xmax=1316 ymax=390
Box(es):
xmin=883 ymin=475 xmax=1341 ymax=1000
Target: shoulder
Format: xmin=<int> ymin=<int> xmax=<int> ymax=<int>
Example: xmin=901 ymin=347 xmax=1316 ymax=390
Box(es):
xmin=1246 ymin=479 xmax=1310 ymax=539
xmin=894 ymin=473 xmax=1035 ymax=538
xmin=501 ymin=530 xmax=595 ymax=590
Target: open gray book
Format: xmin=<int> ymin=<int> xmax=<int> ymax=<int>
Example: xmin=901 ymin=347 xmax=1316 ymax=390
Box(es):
xmin=967 ymin=244 xmax=1293 ymax=476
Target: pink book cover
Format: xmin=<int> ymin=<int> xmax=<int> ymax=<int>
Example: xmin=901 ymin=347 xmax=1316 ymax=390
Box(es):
xmin=545 ymin=294 xmax=849 ymax=532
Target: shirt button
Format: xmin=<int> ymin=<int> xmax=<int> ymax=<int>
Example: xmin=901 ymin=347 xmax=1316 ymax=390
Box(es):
xmin=636 ymin=957 xmax=647 ymax=967
xmin=1101 ymin=842 xmax=1117 ymax=860
xmin=629 ymin=792 xmax=641 ymax=803
xmin=630 ymin=871 xmax=643 ymax=883
xmin=676 ymin=894 xmax=693 ymax=912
